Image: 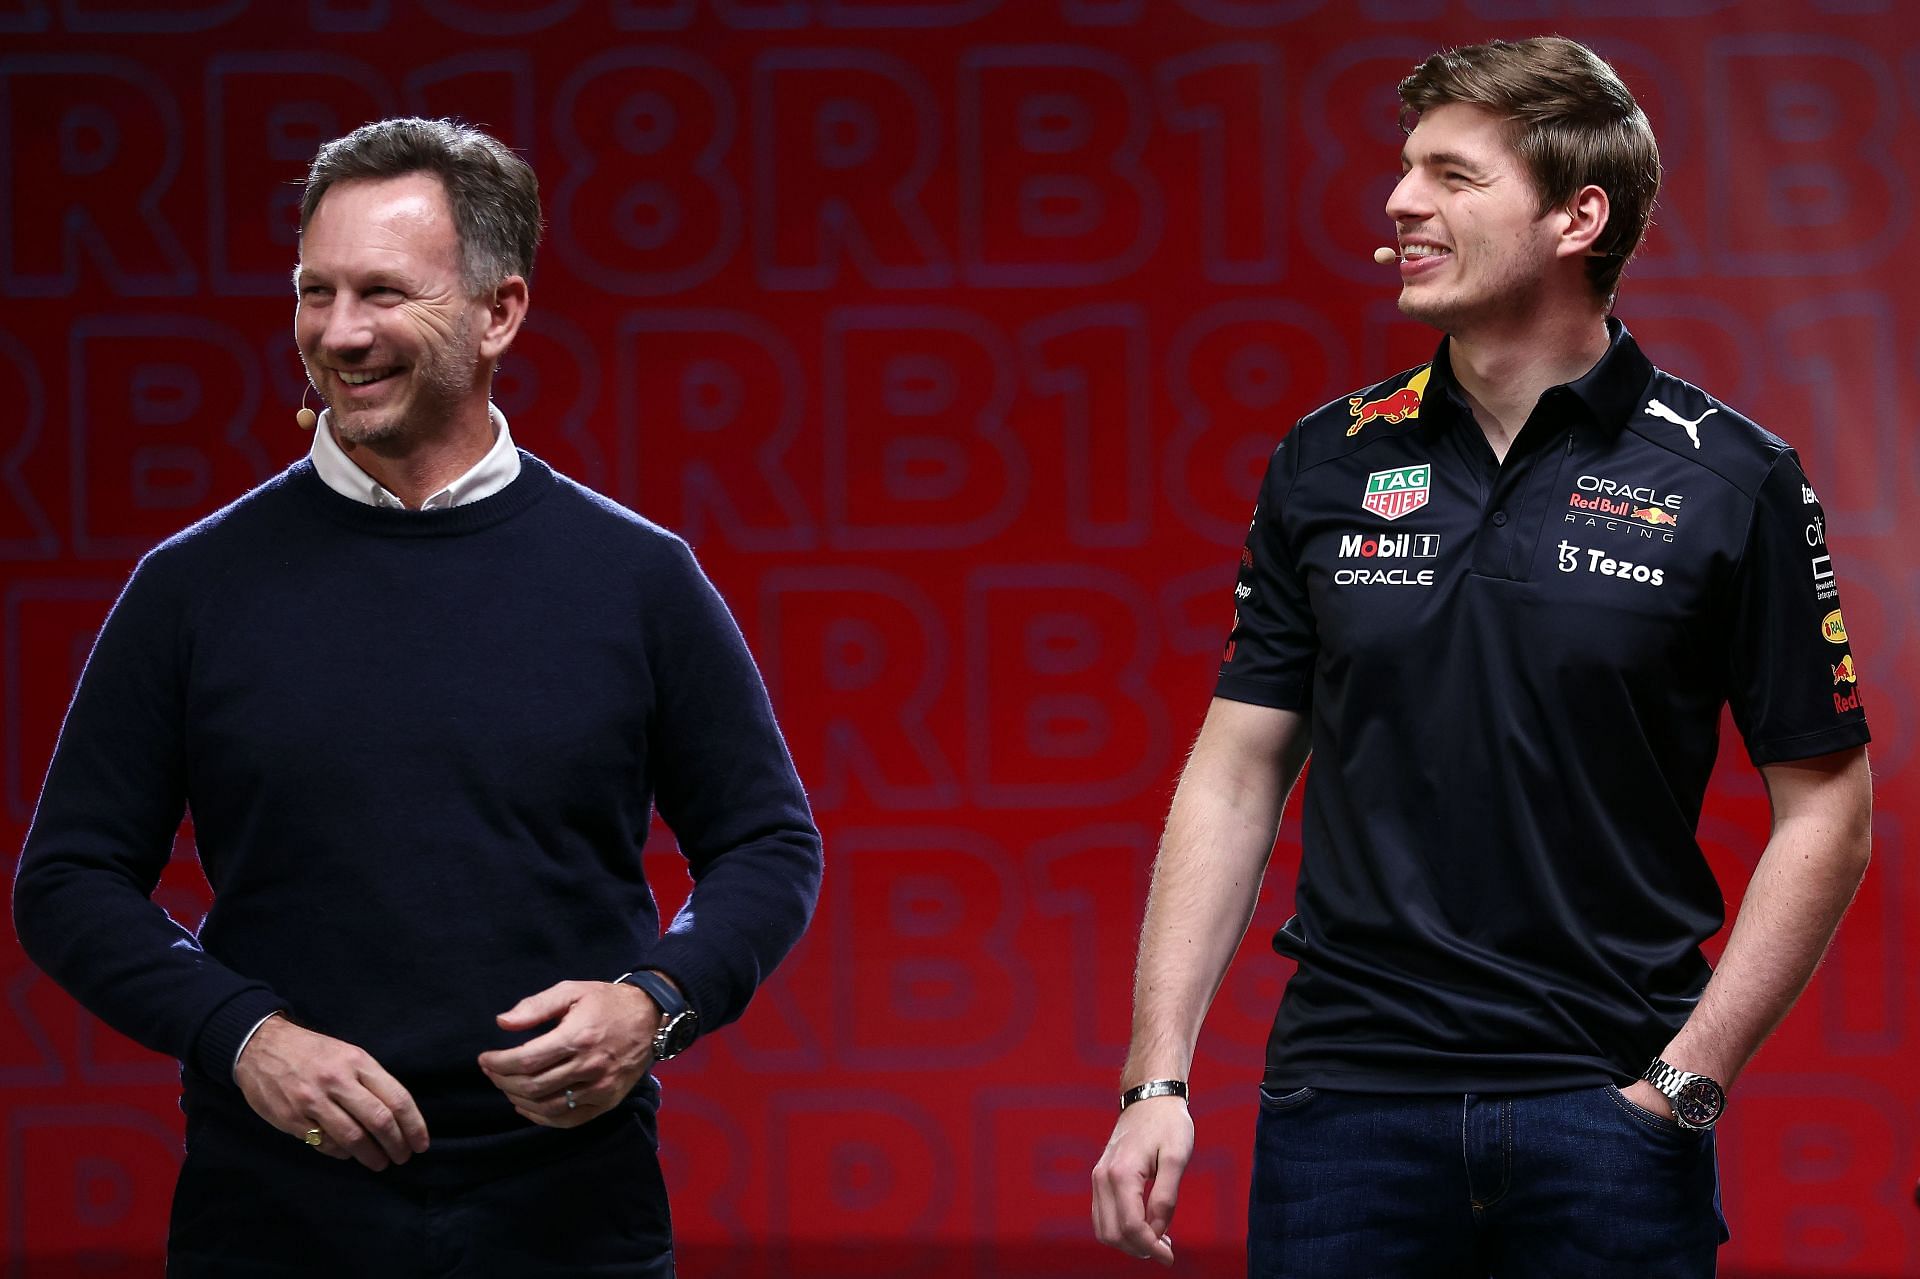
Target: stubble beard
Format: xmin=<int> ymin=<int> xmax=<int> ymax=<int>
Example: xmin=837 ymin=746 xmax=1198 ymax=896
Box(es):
xmin=310 ymin=310 xmax=478 ymax=452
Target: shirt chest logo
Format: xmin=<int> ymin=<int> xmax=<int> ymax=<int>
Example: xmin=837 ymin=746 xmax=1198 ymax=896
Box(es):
xmin=1565 ymin=474 xmax=1685 ymax=543
xmin=1362 ymin=464 xmax=1432 ymax=521
xmin=1557 ymin=540 xmax=1666 ymax=587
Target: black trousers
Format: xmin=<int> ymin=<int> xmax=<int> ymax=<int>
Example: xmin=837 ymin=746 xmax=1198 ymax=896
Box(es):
xmin=167 ymin=1108 xmax=674 ymax=1277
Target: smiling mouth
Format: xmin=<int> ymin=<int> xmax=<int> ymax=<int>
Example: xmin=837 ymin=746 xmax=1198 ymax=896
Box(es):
xmin=337 ymin=368 xmax=400 ymax=387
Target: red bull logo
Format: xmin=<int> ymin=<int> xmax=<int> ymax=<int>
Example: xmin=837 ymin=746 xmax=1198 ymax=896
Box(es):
xmin=1566 ymin=493 xmax=1682 ymax=530
xmin=1348 ymin=366 xmax=1432 ymax=436
xmin=1832 ymin=654 xmax=1857 ymax=685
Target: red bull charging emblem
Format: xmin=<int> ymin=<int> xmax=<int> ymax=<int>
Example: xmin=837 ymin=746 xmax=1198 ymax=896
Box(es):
xmin=1348 ymin=367 xmax=1432 ymax=437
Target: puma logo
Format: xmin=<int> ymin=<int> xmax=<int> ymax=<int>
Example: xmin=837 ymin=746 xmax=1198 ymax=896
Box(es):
xmin=1645 ymin=399 xmax=1717 ymax=450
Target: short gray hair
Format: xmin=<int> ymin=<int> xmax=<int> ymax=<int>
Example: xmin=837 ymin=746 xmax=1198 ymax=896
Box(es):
xmin=300 ymin=117 xmax=542 ymax=295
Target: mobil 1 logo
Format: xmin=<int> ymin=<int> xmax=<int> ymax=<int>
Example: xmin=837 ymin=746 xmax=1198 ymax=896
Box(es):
xmin=1334 ymin=532 xmax=1440 ymax=587
xmin=1338 ymin=532 xmax=1440 ymax=560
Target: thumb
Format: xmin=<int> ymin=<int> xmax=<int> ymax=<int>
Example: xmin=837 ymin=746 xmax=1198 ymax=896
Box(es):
xmin=495 ymin=981 xmax=580 ymax=1030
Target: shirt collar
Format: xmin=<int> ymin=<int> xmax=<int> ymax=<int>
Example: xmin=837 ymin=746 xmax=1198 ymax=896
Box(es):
xmin=308 ymin=404 xmax=521 ymax=510
xmin=1423 ymin=316 xmax=1655 ymax=437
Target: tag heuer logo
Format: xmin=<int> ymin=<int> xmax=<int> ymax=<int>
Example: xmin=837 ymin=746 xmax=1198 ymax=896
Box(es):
xmin=1362 ymin=464 xmax=1432 ymax=521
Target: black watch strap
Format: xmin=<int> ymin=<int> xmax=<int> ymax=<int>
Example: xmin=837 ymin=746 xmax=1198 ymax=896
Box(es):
xmin=619 ymin=969 xmax=699 ymax=1062
xmin=620 ymin=969 xmax=689 ymax=1019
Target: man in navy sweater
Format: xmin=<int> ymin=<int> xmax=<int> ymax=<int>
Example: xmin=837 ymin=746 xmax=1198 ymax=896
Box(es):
xmin=13 ymin=118 xmax=822 ymax=1276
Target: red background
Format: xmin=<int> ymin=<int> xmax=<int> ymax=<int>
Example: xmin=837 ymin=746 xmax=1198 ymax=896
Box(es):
xmin=2 ymin=2 xmax=1916 ymax=1275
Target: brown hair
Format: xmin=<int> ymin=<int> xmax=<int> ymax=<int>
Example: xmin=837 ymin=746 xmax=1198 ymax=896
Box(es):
xmin=1399 ymin=37 xmax=1660 ymax=307
xmin=300 ymin=117 xmax=542 ymax=294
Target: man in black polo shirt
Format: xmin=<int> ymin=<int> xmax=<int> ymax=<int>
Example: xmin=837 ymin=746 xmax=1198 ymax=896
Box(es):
xmin=1092 ymin=36 xmax=1872 ymax=1278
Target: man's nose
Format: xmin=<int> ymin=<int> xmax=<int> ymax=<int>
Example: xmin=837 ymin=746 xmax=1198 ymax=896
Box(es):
xmin=1384 ymin=170 xmax=1429 ymax=226
xmin=319 ymin=296 xmax=375 ymax=354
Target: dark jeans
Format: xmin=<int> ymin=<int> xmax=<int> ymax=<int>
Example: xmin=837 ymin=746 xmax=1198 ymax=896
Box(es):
xmin=1248 ymin=1085 xmax=1727 ymax=1279
xmin=168 ymin=1108 xmax=674 ymax=1277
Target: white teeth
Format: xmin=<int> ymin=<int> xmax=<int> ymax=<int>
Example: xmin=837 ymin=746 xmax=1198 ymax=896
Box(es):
xmin=1403 ymin=245 xmax=1450 ymax=258
xmin=338 ymin=369 xmax=395 ymax=386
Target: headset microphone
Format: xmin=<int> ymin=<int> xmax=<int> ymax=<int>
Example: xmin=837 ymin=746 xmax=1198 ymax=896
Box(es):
xmin=1373 ymin=246 xmax=1400 ymax=266
xmin=295 ymin=383 xmax=318 ymax=431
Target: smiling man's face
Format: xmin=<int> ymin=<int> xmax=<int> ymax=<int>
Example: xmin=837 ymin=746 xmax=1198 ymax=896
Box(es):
xmin=1384 ymin=102 xmax=1569 ymax=336
xmin=295 ymin=172 xmax=489 ymax=451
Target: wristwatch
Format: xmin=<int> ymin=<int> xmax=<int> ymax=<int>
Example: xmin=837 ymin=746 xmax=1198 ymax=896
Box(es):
xmin=619 ymin=969 xmax=700 ymax=1063
xmin=1640 ymin=1057 xmax=1726 ymax=1131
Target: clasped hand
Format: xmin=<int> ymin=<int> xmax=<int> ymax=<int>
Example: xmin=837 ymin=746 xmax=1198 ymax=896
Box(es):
xmin=478 ymin=979 xmax=661 ymax=1128
xmin=234 ymin=980 xmax=661 ymax=1171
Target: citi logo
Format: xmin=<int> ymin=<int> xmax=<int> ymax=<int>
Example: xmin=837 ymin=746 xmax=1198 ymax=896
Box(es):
xmin=1338 ymin=533 xmax=1440 ymax=559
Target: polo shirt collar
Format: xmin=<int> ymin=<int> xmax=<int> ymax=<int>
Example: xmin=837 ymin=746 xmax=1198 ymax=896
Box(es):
xmin=1423 ymin=316 xmax=1656 ymax=438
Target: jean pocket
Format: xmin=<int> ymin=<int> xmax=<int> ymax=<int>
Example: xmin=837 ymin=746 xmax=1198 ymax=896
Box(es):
xmin=1602 ymin=1085 xmax=1705 ymax=1142
xmin=1257 ymin=1083 xmax=1317 ymax=1112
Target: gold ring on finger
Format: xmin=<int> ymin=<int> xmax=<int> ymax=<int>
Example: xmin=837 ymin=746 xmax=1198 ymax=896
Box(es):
xmin=303 ymin=1128 xmax=324 ymax=1147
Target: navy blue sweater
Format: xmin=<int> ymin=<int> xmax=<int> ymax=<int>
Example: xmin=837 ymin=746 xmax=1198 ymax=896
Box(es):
xmin=14 ymin=455 xmax=822 ymax=1150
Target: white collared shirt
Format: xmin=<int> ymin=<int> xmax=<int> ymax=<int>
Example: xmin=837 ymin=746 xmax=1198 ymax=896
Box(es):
xmin=307 ymin=404 xmax=521 ymax=509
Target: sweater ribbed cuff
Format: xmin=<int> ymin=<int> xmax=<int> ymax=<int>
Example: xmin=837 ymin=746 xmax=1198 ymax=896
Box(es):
xmin=193 ymin=989 xmax=290 ymax=1085
xmin=635 ymin=938 xmax=731 ymax=1035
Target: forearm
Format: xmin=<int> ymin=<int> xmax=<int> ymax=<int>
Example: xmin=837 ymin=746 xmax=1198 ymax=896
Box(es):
xmin=15 ymin=841 xmax=285 ymax=1078
xmin=1662 ymin=749 xmax=1872 ymax=1085
xmin=646 ymin=818 xmax=822 ymax=1032
xmin=1122 ymin=700 xmax=1309 ymax=1087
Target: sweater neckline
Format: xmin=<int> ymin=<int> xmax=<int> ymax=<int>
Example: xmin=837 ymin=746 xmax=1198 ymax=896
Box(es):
xmin=288 ymin=451 xmax=554 ymax=536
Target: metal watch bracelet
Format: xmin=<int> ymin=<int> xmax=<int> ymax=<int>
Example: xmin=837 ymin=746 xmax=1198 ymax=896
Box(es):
xmin=1120 ymin=1079 xmax=1189 ymax=1111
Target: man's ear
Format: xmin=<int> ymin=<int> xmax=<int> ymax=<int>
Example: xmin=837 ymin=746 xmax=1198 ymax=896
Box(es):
xmin=1558 ymin=183 xmax=1611 ymax=261
xmin=478 ymin=275 xmax=530 ymax=360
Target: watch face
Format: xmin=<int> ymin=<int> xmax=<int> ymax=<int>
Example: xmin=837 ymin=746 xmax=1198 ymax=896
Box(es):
xmin=656 ymin=1009 xmax=699 ymax=1059
xmin=1674 ymin=1077 xmax=1725 ymax=1127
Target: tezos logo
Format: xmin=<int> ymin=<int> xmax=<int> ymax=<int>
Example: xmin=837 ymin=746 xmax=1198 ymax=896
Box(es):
xmin=1556 ymin=540 xmax=1665 ymax=586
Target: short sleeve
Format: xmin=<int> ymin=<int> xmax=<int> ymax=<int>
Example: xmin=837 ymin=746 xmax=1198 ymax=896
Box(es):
xmin=1214 ymin=435 xmax=1318 ymax=710
xmin=1726 ymin=450 xmax=1871 ymax=766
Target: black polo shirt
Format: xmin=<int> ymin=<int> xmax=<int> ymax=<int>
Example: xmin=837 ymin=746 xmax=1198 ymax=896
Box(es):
xmin=1218 ymin=319 xmax=1870 ymax=1093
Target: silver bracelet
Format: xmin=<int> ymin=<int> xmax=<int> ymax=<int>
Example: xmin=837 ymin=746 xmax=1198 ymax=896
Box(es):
xmin=1120 ymin=1079 xmax=1189 ymax=1111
